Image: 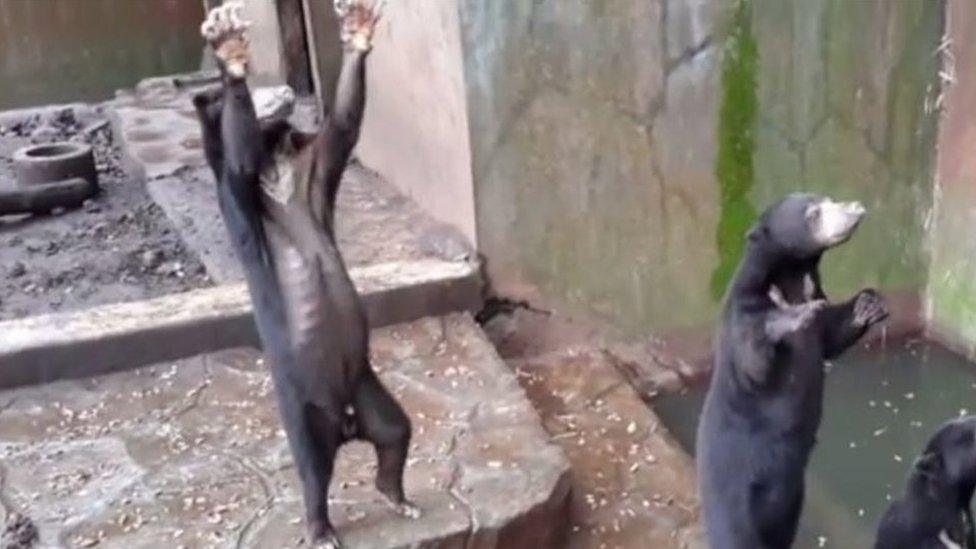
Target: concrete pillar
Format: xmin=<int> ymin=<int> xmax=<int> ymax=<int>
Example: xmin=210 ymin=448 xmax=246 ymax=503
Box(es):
xmin=239 ymin=0 xmax=289 ymax=87
xmin=302 ymin=0 xmax=343 ymax=110
xmin=354 ymin=0 xmax=477 ymax=246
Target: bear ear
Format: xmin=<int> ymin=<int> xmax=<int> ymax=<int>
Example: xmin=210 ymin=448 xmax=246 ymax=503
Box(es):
xmin=915 ymin=451 xmax=943 ymax=476
xmin=915 ymin=451 xmax=946 ymax=497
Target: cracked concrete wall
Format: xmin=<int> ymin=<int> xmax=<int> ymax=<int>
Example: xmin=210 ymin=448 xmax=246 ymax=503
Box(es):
xmin=751 ymin=0 xmax=942 ymax=309
xmin=926 ymin=0 xmax=976 ymax=357
xmin=459 ymin=0 xmax=943 ymax=338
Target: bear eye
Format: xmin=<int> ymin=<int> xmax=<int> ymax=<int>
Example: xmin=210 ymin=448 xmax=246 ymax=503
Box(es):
xmin=805 ymin=206 xmax=821 ymax=221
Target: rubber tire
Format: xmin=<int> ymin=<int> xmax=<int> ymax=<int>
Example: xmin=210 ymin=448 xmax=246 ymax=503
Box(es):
xmin=13 ymin=142 xmax=99 ymax=193
xmin=0 ymin=177 xmax=93 ymax=216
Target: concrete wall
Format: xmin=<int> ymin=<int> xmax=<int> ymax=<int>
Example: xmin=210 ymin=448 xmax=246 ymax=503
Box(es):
xmin=458 ymin=0 xmax=719 ymax=334
xmin=0 ymin=0 xmax=203 ymax=109
xmin=458 ymin=0 xmax=943 ymax=338
xmin=302 ymin=0 xmax=343 ymax=110
xmin=240 ymin=0 xmax=288 ymax=87
xmin=926 ymin=0 xmax=976 ymax=357
xmin=750 ymin=0 xmax=942 ymax=326
xmin=304 ymin=0 xmax=477 ymax=246
xmin=355 ymin=1 xmax=477 ymax=246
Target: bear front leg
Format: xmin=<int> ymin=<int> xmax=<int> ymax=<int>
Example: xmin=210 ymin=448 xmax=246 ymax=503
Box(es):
xmin=820 ymin=289 xmax=888 ymax=359
xmin=732 ymin=287 xmax=825 ymax=387
xmin=765 ymin=284 xmax=826 ymax=343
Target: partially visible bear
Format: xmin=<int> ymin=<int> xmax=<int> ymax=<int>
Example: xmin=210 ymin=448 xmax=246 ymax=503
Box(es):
xmin=696 ymin=193 xmax=888 ymax=548
xmin=876 ymin=416 xmax=976 ymax=549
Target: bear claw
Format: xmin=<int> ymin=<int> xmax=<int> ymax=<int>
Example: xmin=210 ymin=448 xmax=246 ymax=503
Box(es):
xmin=336 ymin=0 xmax=386 ymax=51
xmin=308 ymin=520 xmax=343 ymax=549
xmin=392 ymin=500 xmax=422 ymax=519
xmin=853 ymin=289 xmax=888 ymax=327
xmin=201 ymin=2 xmax=251 ymax=78
xmin=200 ymin=2 xmax=250 ymax=43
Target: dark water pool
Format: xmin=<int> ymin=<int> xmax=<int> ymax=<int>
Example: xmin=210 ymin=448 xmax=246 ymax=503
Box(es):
xmin=654 ymin=340 xmax=976 ymax=548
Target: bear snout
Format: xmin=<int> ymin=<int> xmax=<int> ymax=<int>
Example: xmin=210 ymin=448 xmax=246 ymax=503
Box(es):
xmin=843 ymin=201 xmax=866 ymax=218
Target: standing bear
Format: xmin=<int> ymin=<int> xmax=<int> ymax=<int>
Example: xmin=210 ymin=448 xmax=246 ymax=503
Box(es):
xmin=875 ymin=416 xmax=976 ymax=549
xmin=193 ymin=2 xmax=417 ymax=547
xmin=696 ymin=193 xmax=889 ymax=548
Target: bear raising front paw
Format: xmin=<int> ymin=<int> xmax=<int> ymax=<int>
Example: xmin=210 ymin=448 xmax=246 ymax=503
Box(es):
xmin=334 ymin=0 xmax=386 ymax=52
xmin=201 ymin=2 xmax=251 ymax=79
xmin=765 ymin=284 xmax=826 ymax=342
xmin=853 ymin=289 xmax=888 ymax=328
xmin=698 ymin=193 xmax=881 ymax=549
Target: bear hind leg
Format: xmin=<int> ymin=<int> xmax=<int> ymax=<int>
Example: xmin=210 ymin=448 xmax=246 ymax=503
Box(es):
xmin=353 ymin=367 xmax=421 ymax=518
xmin=276 ymin=385 xmax=344 ymax=547
xmin=750 ymin=480 xmax=803 ymax=549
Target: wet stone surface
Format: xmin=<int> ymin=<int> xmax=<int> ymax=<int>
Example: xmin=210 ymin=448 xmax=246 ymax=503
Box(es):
xmin=483 ymin=307 xmax=703 ymax=548
xmin=0 ymin=314 xmax=568 ymax=548
xmin=511 ymin=350 xmax=703 ymax=549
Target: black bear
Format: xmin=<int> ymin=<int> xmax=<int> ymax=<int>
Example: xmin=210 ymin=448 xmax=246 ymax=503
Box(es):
xmin=193 ymin=2 xmax=417 ymax=547
xmin=876 ymin=416 xmax=976 ymax=549
xmin=696 ymin=193 xmax=888 ymax=548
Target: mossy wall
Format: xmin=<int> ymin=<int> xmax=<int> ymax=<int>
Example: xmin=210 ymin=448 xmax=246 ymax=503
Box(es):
xmin=458 ymin=0 xmax=944 ymax=337
xmin=751 ymin=0 xmax=942 ymax=300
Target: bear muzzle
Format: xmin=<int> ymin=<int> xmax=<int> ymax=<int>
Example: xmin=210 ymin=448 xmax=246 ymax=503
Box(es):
xmin=810 ymin=199 xmax=865 ymax=248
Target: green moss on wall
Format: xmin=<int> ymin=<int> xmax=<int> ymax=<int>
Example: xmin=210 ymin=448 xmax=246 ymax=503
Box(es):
xmin=462 ymin=0 xmax=943 ymax=339
xmin=710 ymin=0 xmax=758 ymax=300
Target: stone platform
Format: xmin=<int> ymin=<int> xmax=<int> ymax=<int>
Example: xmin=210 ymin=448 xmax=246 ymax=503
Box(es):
xmin=0 ymin=314 xmax=570 ymax=548
xmin=111 ymin=77 xmax=473 ymax=286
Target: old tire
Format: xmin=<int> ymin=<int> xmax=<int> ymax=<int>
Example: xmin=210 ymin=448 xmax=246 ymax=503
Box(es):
xmin=13 ymin=142 xmax=99 ymax=195
xmin=0 ymin=177 xmax=94 ymax=216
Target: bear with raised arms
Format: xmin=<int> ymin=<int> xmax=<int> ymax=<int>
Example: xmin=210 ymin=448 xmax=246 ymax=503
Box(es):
xmin=193 ymin=3 xmax=417 ymax=547
xmin=697 ymin=193 xmax=888 ymax=548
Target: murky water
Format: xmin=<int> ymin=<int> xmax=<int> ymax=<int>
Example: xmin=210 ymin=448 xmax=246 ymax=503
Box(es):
xmin=0 ymin=0 xmax=205 ymax=110
xmin=654 ymin=340 xmax=976 ymax=548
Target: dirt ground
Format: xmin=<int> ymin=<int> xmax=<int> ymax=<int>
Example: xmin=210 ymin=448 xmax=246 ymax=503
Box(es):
xmin=0 ymin=104 xmax=210 ymax=320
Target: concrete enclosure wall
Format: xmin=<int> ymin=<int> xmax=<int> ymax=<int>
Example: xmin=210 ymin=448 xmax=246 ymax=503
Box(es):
xmin=272 ymin=0 xmax=478 ymax=247
xmin=926 ymin=0 xmax=976 ymax=357
xmin=305 ymin=0 xmax=477 ymax=246
xmin=356 ymin=0 xmax=477 ymax=246
xmin=303 ymin=1 xmax=954 ymax=348
xmin=0 ymin=0 xmax=204 ymax=109
xmin=240 ymin=0 xmax=289 ymax=87
xmin=458 ymin=0 xmax=943 ymax=337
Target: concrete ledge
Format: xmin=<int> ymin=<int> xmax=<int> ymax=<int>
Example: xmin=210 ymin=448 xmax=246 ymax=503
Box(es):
xmin=0 ymin=259 xmax=481 ymax=389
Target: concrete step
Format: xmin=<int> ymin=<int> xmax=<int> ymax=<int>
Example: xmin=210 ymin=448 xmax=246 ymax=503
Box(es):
xmin=0 ymin=314 xmax=570 ymax=548
xmin=0 ymin=258 xmax=480 ymax=389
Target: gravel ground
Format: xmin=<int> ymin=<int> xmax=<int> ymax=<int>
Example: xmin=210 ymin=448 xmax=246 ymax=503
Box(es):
xmin=0 ymin=104 xmax=210 ymax=321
